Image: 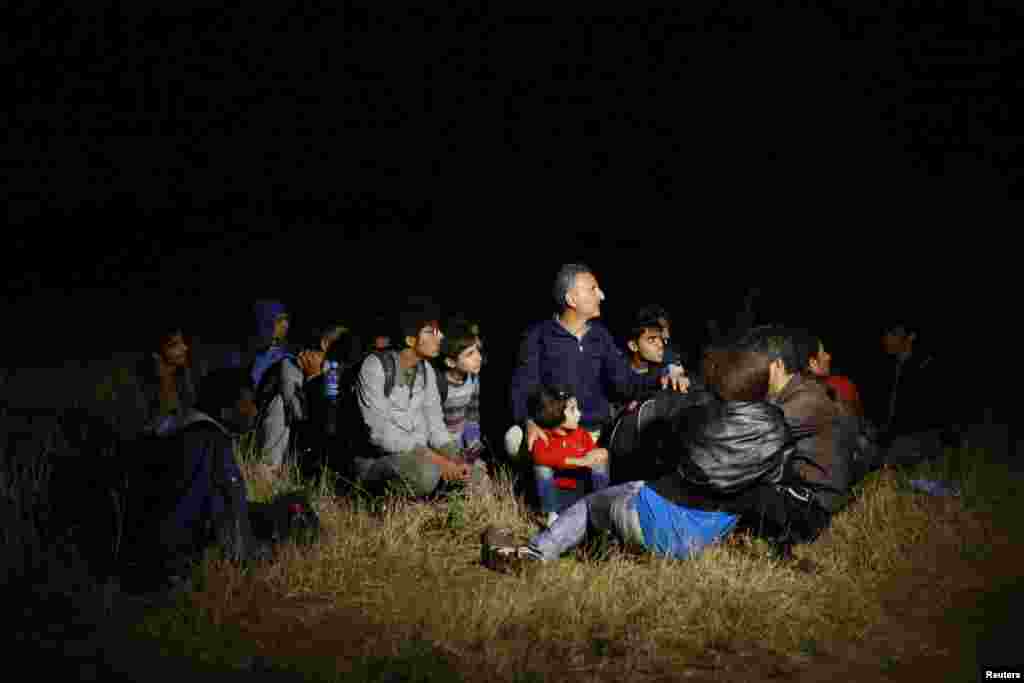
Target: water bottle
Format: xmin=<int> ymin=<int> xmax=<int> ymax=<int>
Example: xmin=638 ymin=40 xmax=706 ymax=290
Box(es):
xmin=323 ymin=360 xmax=339 ymax=435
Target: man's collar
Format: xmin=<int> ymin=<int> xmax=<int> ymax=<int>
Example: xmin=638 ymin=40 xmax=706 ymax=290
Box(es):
xmin=553 ymin=313 xmax=591 ymax=339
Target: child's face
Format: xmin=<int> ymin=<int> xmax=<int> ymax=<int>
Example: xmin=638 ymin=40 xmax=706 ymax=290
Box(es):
xmin=562 ymin=397 xmax=581 ymax=430
xmin=454 ymin=343 xmax=483 ymax=375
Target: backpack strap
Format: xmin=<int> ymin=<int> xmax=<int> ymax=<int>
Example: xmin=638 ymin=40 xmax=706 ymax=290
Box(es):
xmin=370 ymin=350 xmax=398 ymax=398
xmin=433 ymin=364 xmax=449 ymax=405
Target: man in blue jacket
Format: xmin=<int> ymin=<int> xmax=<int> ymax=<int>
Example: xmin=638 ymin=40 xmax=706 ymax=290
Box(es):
xmin=506 ymin=263 xmax=689 ymax=460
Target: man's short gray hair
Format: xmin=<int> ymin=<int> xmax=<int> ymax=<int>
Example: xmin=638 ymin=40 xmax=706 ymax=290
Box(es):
xmin=552 ymin=263 xmax=593 ymax=311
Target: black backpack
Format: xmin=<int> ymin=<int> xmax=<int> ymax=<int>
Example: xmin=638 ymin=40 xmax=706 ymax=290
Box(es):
xmin=605 ymin=389 xmax=715 ymax=483
xmin=249 ymin=491 xmax=321 ymax=547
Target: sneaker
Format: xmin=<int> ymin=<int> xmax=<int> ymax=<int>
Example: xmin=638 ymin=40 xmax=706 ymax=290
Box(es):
xmin=481 ymin=526 xmax=542 ymax=574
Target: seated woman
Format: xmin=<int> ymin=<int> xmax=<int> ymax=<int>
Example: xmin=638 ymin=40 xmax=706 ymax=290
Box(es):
xmin=482 ymin=347 xmax=792 ymax=570
xmin=529 ymin=385 xmax=611 ymax=525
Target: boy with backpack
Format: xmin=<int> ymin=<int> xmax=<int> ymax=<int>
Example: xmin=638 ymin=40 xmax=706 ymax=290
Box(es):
xmin=351 ymin=305 xmax=469 ymax=496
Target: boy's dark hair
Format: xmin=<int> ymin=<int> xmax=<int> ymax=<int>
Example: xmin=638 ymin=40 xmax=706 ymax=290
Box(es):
xmin=528 ymin=384 xmax=575 ymax=430
xmin=196 ymin=367 xmax=249 ymax=418
xmin=705 ymin=349 xmax=772 ymax=402
xmin=440 ymin=318 xmax=478 ymax=360
xmin=732 ymin=324 xmax=802 ymax=374
xmin=883 ymin=322 xmax=917 ymax=338
xmin=152 ymin=324 xmax=186 ymax=354
xmin=397 ymin=299 xmax=441 ymax=348
xmin=792 ymin=328 xmax=823 ymax=372
xmin=636 ymin=304 xmax=670 ymax=326
xmin=626 ymin=311 xmax=664 ymax=346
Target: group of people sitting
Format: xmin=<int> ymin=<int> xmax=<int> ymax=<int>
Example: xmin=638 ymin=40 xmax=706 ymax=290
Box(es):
xmin=98 ymin=261 xmax=945 ymax=578
xmin=478 ymin=264 xmax=886 ymax=571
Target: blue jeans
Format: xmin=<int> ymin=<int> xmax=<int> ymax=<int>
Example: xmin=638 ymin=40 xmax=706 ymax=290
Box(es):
xmin=533 ymin=463 xmax=610 ymax=514
xmin=529 ymin=481 xmax=646 ymax=561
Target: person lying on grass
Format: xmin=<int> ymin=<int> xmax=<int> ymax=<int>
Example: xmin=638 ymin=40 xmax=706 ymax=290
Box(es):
xmin=529 ymin=384 xmax=611 ymax=527
xmin=482 ymin=345 xmax=794 ymax=571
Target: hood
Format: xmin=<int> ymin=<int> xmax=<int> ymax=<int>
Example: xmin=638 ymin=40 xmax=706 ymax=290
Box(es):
xmin=253 ymin=300 xmax=288 ymax=343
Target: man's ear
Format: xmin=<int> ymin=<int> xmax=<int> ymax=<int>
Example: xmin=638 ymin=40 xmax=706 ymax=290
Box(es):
xmin=445 ymin=357 xmax=456 ymax=369
xmin=627 ymin=341 xmax=638 ymax=353
xmin=404 ymin=335 xmax=417 ymax=349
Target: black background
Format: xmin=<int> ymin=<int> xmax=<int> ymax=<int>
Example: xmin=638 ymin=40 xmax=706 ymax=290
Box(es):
xmin=5 ymin=3 xmax=1016 ymax=410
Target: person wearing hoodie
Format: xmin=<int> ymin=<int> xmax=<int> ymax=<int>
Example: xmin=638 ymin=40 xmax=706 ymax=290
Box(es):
xmin=250 ymin=300 xmax=292 ymax=388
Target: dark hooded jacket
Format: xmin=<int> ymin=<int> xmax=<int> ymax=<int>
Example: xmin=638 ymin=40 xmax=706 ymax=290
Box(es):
xmin=250 ymin=300 xmax=291 ymax=389
xmin=121 ymin=410 xmax=255 ymax=563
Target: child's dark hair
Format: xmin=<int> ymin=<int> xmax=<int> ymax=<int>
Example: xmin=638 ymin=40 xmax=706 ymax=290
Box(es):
xmin=440 ymin=318 xmax=478 ymax=360
xmin=528 ymin=384 xmax=575 ymax=429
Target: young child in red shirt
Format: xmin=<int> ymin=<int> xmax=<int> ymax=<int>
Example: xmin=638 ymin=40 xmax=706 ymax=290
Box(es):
xmin=529 ymin=384 xmax=611 ymax=525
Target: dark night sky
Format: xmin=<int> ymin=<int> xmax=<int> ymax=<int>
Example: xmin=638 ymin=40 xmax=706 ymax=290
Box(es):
xmin=5 ymin=3 xmax=1018 ymax=369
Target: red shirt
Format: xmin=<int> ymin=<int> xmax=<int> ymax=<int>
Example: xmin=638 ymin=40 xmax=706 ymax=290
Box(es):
xmin=531 ymin=427 xmax=596 ymax=490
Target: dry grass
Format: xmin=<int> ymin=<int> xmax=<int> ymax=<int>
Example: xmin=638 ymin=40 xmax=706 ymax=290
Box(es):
xmin=4 ymin=397 xmax=1018 ymax=680
xmin=132 ymin=438 xmax=1023 ymax=681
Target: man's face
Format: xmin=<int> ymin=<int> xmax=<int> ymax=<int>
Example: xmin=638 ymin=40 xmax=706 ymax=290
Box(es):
xmin=808 ymin=341 xmax=832 ymax=376
xmin=629 ymin=328 xmax=665 ymax=365
xmin=568 ymin=272 xmax=605 ymax=320
xmin=450 ymin=343 xmax=483 ymax=376
xmin=410 ymin=322 xmax=443 ymax=359
xmin=159 ymin=332 xmax=189 ymax=368
xmin=273 ymin=315 xmax=290 ymax=342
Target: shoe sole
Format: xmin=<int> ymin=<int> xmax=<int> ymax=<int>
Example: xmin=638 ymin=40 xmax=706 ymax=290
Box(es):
xmin=481 ymin=526 xmax=523 ymax=573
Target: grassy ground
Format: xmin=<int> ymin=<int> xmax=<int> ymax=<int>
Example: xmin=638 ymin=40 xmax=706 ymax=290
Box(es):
xmin=4 ymin=409 xmax=1021 ymax=681
xmin=123 ymin=436 xmax=1024 ymax=682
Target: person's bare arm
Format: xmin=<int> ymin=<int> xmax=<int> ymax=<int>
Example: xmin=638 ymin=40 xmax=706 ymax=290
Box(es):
xmin=425 ymin=449 xmax=471 ymax=481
